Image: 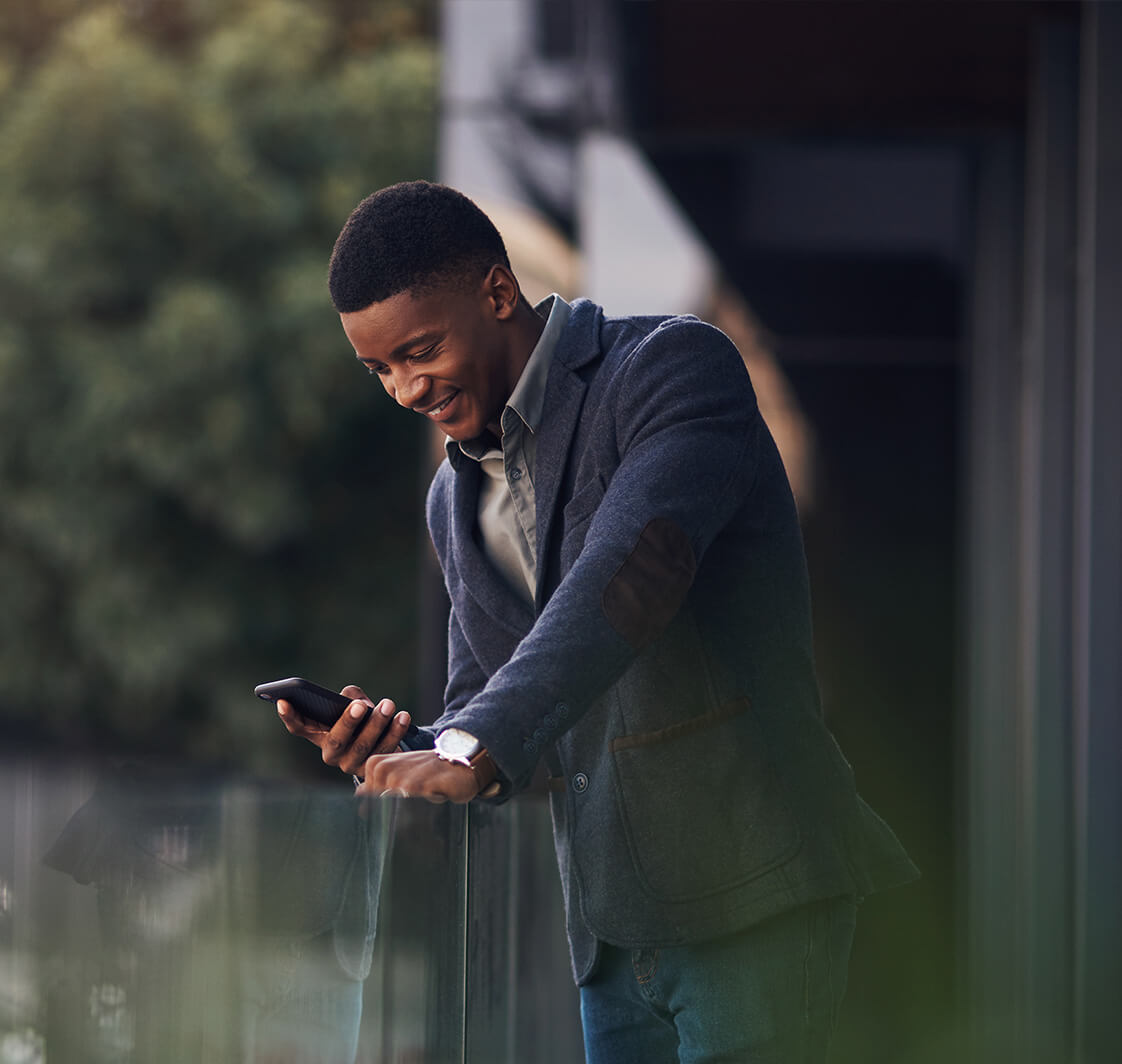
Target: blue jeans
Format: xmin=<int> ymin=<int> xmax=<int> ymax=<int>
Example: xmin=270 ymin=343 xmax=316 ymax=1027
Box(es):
xmin=579 ymin=897 xmax=857 ymax=1064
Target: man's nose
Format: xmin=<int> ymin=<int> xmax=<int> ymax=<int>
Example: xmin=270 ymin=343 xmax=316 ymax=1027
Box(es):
xmin=392 ymin=368 xmax=426 ymax=408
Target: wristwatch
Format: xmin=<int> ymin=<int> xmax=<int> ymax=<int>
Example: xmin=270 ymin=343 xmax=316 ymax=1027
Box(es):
xmin=435 ymin=728 xmax=498 ymax=794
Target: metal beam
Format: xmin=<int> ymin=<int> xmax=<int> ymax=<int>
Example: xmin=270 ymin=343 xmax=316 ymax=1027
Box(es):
xmin=1072 ymin=5 xmax=1122 ymax=1062
xmin=1015 ymin=17 xmax=1079 ymax=1056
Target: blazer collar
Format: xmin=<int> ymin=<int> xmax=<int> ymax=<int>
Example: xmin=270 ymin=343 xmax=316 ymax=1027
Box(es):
xmin=551 ymin=298 xmax=605 ymax=374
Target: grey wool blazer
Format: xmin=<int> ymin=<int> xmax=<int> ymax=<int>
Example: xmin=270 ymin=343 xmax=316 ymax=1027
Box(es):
xmin=425 ymin=299 xmax=918 ymax=984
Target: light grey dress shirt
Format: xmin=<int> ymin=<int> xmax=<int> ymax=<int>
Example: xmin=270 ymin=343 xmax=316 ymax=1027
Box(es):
xmin=451 ymin=294 xmax=571 ymax=605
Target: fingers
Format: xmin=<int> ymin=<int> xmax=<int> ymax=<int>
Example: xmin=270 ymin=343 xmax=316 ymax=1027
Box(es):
xmin=323 ymin=699 xmax=412 ymax=776
xmin=273 ymin=681 xmax=413 ymax=782
xmin=378 ymin=786 xmax=446 ymax=803
xmin=319 ymin=698 xmax=377 ymax=770
xmin=275 ymin=699 xmax=327 ymax=739
xmin=356 ymin=751 xmax=480 ymax=804
xmin=372 ymin=704 xmax=413 ymax=755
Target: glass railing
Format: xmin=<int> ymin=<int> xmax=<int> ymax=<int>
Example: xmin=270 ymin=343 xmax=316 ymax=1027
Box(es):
xmin=1 ymin=759 xmax=582 ymax=1063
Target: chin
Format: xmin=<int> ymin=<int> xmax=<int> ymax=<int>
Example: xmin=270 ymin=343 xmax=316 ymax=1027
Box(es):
xmin=439 ymin=423 xmax=475 ymax=443
xmin=444 ymin=415 xmax=488 ymax=442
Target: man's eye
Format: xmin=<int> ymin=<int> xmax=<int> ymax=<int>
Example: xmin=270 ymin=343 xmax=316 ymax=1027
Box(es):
xmin=409 ymin=345 xmax=437 ymax=363
xmin=366 ymin=364 xmax=388 ymax=376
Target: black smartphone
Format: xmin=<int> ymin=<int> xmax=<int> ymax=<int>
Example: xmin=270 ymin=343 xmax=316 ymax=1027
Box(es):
xmin=255 ymin=677 xmax=423 ymax=749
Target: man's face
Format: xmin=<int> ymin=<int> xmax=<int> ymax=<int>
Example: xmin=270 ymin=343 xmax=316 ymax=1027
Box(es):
xmin=340 ymin=271 xmax=520 ymax=443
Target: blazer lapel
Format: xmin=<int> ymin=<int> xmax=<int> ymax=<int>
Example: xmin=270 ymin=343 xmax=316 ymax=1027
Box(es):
xmin=532 ymin=300 xmax=603 ymax=611
xmin=449 ymin=455 xmax=536 ymax=638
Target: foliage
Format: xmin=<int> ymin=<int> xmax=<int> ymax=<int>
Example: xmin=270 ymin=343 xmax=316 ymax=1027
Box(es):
xmin=0 ymin=0 xmax=438 ymax=775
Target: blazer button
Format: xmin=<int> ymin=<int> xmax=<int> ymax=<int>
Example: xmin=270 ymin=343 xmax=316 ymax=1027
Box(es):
xmin=532 ymin=727 xmax=549 ymax=744
xmin=555 ymin=702 xmax=569 ymax=719
xmin=572 ymin=772 xmax=589 ymax=793
xmin=523 ymin=740 xmax=538 ymax=755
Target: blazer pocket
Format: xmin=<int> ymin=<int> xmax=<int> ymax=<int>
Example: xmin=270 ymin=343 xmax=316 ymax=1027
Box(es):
xmin=611 ymin=698 xmax=801 ymax=903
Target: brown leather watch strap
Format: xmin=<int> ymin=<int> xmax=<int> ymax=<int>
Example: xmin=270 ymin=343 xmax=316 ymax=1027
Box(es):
xmin=467 ymin=747 xmax=498 ymax=795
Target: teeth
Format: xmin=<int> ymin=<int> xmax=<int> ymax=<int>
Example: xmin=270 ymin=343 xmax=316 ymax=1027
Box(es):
xmin=429 ymin=395 xmax=454 ymax=415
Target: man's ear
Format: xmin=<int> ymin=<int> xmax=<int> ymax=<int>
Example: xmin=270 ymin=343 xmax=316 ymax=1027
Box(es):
xmin=483 ymin=264 xmax=521 ymax=321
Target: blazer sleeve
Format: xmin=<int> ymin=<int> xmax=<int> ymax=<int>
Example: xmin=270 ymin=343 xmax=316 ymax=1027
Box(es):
xmin=424 ymin=461 xmax=489 ymax=723
xmin=434 ymin=605 xmax=489 ymax=724
xmin=440 ymin=319 xmax=766 ymax=793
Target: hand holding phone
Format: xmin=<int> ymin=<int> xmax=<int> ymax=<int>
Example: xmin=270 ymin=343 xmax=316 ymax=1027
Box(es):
xmin=258 ymin=678 xmax=423 ymax=774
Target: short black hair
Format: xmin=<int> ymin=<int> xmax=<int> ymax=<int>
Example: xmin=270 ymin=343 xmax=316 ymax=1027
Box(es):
xmin=328 ymin=181 xmax=511 ymax=312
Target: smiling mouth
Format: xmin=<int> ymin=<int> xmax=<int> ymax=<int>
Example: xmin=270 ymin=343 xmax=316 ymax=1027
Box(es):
xmin=420 ymin=391 xmax=459 ymax=419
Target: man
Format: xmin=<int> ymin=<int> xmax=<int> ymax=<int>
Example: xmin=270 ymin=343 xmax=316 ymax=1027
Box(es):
xmin=279 ymin=180 xmax=917 ymax=1062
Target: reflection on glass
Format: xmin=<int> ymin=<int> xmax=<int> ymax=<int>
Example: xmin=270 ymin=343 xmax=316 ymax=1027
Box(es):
xmin=1 ymin=761 xmax=467 ymax=1064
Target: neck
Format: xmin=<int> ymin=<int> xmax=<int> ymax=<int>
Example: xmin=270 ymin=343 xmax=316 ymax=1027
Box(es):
xmin=514 ymin=293 xmax=547 ymax=354
xmin=506 ymin=294 xmax=548 ymax=390
xmin=487 ymin=297 xmax=546 ymax=439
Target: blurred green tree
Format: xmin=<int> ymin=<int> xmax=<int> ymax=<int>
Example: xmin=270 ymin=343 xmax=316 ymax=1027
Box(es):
xmin=0 ymin=0 xmax=438 ymax=775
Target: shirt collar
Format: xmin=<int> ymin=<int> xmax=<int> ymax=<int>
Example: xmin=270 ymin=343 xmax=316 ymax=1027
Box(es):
xmin=449 ymin=294 xmax=570 ymax=465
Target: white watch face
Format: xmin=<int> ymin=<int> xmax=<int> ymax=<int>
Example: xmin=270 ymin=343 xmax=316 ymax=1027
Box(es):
xmin=437 ymin=728 xmax=481 ymax=760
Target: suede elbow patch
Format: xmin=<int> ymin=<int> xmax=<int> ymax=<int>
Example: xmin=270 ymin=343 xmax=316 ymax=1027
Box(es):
xmin=602 ymin=518 xmax=696 ymax=649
